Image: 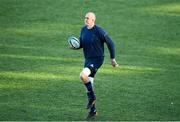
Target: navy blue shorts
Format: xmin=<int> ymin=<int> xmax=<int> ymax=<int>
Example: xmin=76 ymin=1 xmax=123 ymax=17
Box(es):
xmin=84 ymin=57 xmax=104 ymax=77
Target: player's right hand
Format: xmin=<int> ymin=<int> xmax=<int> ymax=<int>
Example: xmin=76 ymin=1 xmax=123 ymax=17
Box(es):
xmin=69 ymin=46 xmax=76 ymax=50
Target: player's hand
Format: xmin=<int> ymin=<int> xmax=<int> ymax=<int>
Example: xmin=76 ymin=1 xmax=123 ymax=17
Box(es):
xmin=111 ymin=58 xmax=119 ymax=67
xmin=69 ymin=45 xmax=77 ymax=50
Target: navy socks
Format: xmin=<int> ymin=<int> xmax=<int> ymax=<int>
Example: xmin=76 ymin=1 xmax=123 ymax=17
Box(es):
xmin=85 ymin=82 xmax=95 ymax=100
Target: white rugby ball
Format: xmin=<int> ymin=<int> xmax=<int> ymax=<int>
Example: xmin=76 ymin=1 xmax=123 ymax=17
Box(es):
xmin=68 ymin=36 xmax=80 ymax=49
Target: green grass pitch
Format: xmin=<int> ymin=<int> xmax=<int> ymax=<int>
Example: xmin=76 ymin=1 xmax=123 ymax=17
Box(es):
xmin=0 ymin=0 xmax=180 ymax=120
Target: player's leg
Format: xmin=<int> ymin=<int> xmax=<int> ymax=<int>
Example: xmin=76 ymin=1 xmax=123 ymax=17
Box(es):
xmin=88 ymin=77 xmax=94 ymax=87
xmin=81 ymin=58 xmax=104 ymax=119
xmin=86 ymin=76 xmax=96 ymax=109
xmin=80 ymin=66 xmax=98 ymax=118
xmin=80 ymin=67 xmax=91 ymax=83
xmin=86 ymin=58 xmax=104 ymax=119
xmin=80 ymin=66 xmax=96 ymax=109
xmin=86 ymin=75 xmax=97 ymax=118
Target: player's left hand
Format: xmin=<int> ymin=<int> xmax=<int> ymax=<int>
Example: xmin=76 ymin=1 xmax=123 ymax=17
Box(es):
xmin=111 ymin=59 xmax=119 ymax=67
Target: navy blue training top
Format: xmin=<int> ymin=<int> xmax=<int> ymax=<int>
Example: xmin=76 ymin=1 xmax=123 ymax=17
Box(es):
xmin=79 ymin=25 xmax=115 ymax=59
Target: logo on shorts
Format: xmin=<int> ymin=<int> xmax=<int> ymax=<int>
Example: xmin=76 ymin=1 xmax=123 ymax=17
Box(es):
xmin=90 ymin=64 xmax=94 ymax=67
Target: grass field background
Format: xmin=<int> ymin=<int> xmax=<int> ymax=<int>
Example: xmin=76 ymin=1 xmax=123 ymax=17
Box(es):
xmin=0 ymin=0 xmax=180 ymax=120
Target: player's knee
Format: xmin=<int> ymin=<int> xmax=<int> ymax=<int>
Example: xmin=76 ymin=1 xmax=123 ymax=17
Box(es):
xmin=80 ymin=67 xmax=91 ymax=83
xmin=80 ymin=73 xmax=88 ymax=83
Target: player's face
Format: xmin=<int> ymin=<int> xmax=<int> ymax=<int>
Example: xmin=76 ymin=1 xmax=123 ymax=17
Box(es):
xmin=84 ymin=13 xmax=94 ymax=27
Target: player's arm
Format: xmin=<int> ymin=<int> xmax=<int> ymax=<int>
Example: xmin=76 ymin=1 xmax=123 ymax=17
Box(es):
xmin=104 ymin=35 xmax=119 ymax=67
